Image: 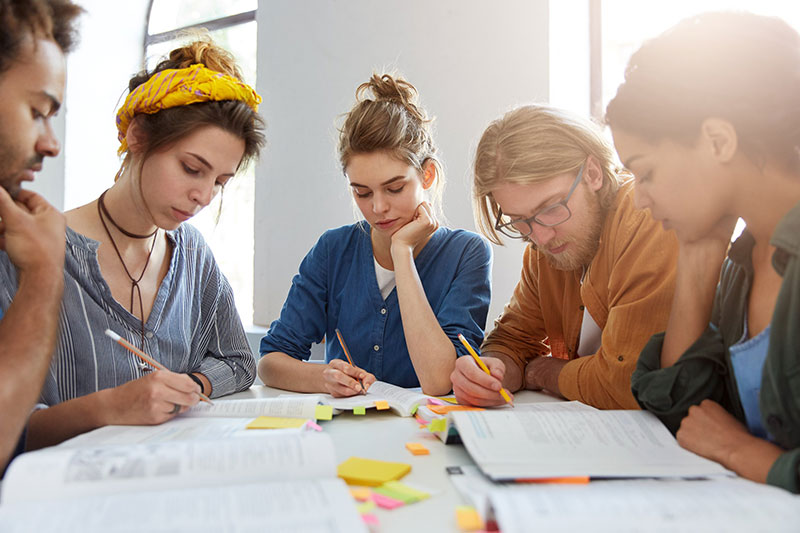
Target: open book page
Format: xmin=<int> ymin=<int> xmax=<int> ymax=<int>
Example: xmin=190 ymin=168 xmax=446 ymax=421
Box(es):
xmin=318 ymin=381 xmax=430 ymax=416
xmin=58 ymin=417 xmax=273 ymax=449
xmin=452 ymin=410 xmax=731 ymax=480
xmin=489 ymin=478 xmax=800 ymax=533
xmin=0 ymin=479 xmax=367 ymax=533
xmin=183 ymin=396 xmax=319 ymax=419
xmin=2 ymin=432 xmax=336 ymax=504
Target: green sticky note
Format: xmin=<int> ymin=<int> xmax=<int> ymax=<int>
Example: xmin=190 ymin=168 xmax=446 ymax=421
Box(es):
xmin=383 ymin=481 xmax=430 ymax=502
xmin=353 ymin=406 xmax=366 ymax=415
xmin=315 ymin=405 xmax=333 ymax=420
xmin=373 ymin=485 xmax=418 ymax=504
xmin=410 ymin=404 xmax=419 ymax=416
xmin=428 ymin=418 xmax=447 ymax=432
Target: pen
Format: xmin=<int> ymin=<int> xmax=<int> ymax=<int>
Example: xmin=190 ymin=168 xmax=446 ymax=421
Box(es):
xmin=457 ymin=333 xmax=513 ymax=406
xmin=334 ymin=328 xmax=367 ymax=395
xmin=104 ymin=328 xmax=214 ymax=405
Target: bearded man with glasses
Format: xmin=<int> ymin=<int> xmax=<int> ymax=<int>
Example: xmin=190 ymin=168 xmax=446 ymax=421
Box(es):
xmin=451 ymin=105 xmax=678 ymax=409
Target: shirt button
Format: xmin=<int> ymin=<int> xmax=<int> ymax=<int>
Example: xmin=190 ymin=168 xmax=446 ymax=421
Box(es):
xmin=145 ymin=331 xmax=154 ymax=339
xmin=617 ymin=355 xmax=624 ymax=361
xmin=381 ymin=308 xmax=387 ymax=315
xmin=579 ymin=305 xmax=585 ymax=311
xmin=767 ymin=415 xmax=783 ymax=430
xmin=373 ymin=345 xmax=380 ymax=351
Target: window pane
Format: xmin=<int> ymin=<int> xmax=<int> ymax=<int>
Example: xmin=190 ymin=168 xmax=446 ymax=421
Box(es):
xmin=601 ymin=1 xmax=800 ymax=112
xmin=148 ymin=0 xmax=256 ymax=35
xmin=144 ymin=22 xmax=257 ymax=324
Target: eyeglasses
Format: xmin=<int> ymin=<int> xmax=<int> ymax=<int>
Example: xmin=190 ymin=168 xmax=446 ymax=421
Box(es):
xmin=494 ymin=162 xmax=585 ymax=240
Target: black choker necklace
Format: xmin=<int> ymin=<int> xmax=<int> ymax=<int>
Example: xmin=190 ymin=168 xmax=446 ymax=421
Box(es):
xmin=97 ymin=189 xmax=158 ymax=358
xmin=97 ymin=190 xmax=157 ymax=239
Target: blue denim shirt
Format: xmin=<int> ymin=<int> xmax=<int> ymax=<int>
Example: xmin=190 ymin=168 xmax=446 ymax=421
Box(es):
xmin=261 ymin=223 xmax=492 ymax=388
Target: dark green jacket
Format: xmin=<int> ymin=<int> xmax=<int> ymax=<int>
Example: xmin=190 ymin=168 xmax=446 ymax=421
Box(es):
xmin=632 ymin=204 xmax=800 ymax=493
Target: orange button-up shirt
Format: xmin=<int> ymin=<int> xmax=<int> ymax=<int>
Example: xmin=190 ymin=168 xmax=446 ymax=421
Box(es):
xmin=481 ymin=182 xmax=678 ymax=409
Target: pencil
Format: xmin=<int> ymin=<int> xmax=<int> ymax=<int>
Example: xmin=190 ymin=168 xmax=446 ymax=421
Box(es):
xmin=334 ymin=328 xmax=367 ymax=395
xmin=104 ymin=329 xmax=214 ymax=405
xmin=457 ymin=333 xmax=513 ymax=405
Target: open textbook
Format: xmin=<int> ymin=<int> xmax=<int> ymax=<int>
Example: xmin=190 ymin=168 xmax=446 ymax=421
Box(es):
xmin=293 ymin=380 xmax=434 ymax=417
xmin=451 ymin=409 xmax=732 ymax=480
xmin=0 ymin=432 xmax=366 ymax=533
xmin=418 ymin=400 xmax=596 ymax=443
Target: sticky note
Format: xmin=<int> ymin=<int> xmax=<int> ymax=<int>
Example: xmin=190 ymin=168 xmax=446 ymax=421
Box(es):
xmin=382 ymin=481 xmax=430 ymax=502
xmin=361 ymin=513 xmax=379 ymax=526
xmin=305 ymin=421 xmax=322 ymax=432
xmin=315 ymin=405 xmax=333 ymax=420
xmin=405 ymin=442 xmax=429 ymax=456
xmin=356 ymin=500 xmax=376 ymax=514
xmin=435 ymin=396 xmax=459 ymax=404
xmin=427 ymin=397 xmax=448 ymax=406
xmin=374 ymin=481 xmax=429 ymax=504
xmin=371 ymin=492 xmax=405 ymax=509
xmin=455 ymin=506 xmax=483 ymax=531
xmin=246 ymin=416 xmax=308 ymax=429
xmin=353 ymin=406 xmax=366 ymax=415
xmin=374 ymin=400 xmax=390 ymax=410
xmin=350 ymin=487 xmax=372 ymax=502
xmin=337 ymin=457 xmax=411 ymax=486
xmin=428 ymin=418 xmax=447 ymax=432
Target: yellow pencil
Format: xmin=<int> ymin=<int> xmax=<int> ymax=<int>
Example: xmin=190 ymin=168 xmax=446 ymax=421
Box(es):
xmin=104 ymin=328 xmax=214 ymax=405
xmin=458 ymin=333 xmax=513 ymax=405
xmin=335 ymin=328 xmax=367 ymax=395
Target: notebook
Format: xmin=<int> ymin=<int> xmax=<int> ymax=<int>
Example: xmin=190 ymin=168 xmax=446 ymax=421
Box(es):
xmin=0 ymin=432 xmax=365 ymax=533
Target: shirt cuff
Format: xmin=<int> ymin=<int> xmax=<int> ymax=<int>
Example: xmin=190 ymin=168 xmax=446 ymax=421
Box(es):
xmin=766 ymin=448 xmax=800 ymax=494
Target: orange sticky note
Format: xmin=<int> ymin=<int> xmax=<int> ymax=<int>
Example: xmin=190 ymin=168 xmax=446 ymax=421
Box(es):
xmin=428 ymin=405 xmax=484 ymax=415
xmin=405 ymin=442 xmax=429 ymax=456
xmin=455 ymin=506 xmax=483 ymax=531
xmin=350 ymin=487 xmax=372 ymax=502
xmin=374 ymin=400 xmax=390 ymax=410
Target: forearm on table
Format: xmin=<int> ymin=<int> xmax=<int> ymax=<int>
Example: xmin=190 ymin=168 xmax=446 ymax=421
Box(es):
xmin=393 ymin=250 xmax=456 ymax=395
xmin=258 ymin=351 xmax=327 ymax=393
xmin=0 ymin=271 xmax=63 ymax=461
xmin=25 ymin=391 xmax=111 ymax=450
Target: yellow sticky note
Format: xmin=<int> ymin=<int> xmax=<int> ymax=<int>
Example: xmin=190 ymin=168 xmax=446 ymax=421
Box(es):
xmin=428 ymin=418 xmax=447 ymax=432
xmin=374 ymin=400 xmax=390 ymax=410
xmin=246 ymin=416 xmax=308 ymax=429
xmin=337 ymin=457 xmax=411 ymax=486
xmin=455 ymin=506 xmax=483 ymax=531
xmin=436 ymin=396 xmax=459 ymax=404
xmin=315 ymin=405 xmax=333 ymax=420
xmin=353 ymin=406 xmax=366 ymax=415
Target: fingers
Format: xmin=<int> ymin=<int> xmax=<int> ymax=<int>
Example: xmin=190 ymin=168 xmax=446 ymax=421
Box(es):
xmin=451 ymin=356 xmax=507 ymax=407
xmin=324 ymin=360 xmax=367 ymax=396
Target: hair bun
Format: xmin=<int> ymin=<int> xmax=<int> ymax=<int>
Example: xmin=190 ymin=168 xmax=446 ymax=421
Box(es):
xmin=356 ymin=73 xmax=428 ymax=124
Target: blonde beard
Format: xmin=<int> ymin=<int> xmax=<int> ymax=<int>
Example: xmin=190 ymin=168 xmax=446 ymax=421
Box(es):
xmin=537 ymin=189 xmax=604 ymax=272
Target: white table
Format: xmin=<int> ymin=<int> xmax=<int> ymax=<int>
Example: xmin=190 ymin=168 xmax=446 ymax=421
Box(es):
xmin=228 ymin=386 xmax=563 ymax=532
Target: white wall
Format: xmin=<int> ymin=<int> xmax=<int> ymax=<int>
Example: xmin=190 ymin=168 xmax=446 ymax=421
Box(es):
xmin=254 ymin=0 xmax=550 ymax=331
xmin=63 ymin=0 xmax=148 ymax=210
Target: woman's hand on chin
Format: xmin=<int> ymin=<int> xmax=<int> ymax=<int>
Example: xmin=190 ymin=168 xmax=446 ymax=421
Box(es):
xmin=390 ymin=201 xmax=438 ymax=254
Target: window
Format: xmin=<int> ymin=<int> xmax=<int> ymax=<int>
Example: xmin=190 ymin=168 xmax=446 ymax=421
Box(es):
xmin=145 ymin=0 xmax=258 ymax=324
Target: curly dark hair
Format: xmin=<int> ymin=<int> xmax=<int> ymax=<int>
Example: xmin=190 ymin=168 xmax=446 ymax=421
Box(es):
xmin=0 ymin=0 xmax=83 ymax=75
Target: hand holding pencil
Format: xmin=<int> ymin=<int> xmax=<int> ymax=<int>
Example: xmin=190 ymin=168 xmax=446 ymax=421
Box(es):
xmin=452 ymin=333 xmax=514 ymax=407
xmin=322 ymin=329 xmax=375 ymax=398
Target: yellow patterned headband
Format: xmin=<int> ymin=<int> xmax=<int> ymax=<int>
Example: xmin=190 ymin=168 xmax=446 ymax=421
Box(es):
xmin=116 ymin=63 xmax=262 ymax=155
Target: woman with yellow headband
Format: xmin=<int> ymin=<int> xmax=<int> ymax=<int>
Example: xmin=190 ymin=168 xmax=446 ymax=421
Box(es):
xmin=12 ymin=39 xmax=265 ymax=448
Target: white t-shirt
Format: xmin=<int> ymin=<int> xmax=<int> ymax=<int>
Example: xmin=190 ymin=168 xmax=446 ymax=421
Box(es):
xmin=374 ymin=258 xmax=397 ymax=300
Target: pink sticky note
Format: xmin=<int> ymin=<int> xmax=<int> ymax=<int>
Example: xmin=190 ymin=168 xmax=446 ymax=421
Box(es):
xmin=361 ymin=513 xmax=380 ymax=526
xmin=427 ymin=398 xmax=448 ymax=406
xmin=371 ymin=492 xmax=405 ymax=509
xmin=305 ymin=421 xmax=322 ymax=432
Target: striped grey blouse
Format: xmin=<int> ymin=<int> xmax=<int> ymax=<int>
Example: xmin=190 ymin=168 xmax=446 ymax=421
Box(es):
xmin=0 ymin=224 xmax=256 ymax=406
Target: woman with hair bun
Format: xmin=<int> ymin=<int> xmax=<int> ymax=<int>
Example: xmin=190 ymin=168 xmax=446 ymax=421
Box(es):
xmin=5 ymin=38 xmax=266 ymax=448
xmin=259 ymin=73 xmax=491 ymax=397
xmin=608 ymin=12 xmax=800 ymax=492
